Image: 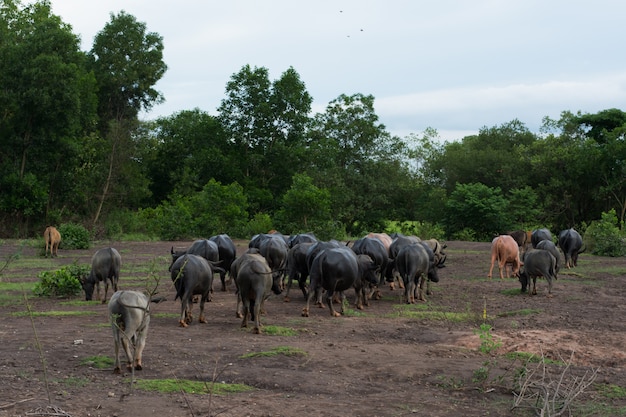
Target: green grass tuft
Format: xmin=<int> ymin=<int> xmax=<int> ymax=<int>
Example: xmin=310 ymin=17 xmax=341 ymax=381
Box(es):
xmin=497 ymin=308 xmax=542 ymax=317
xmin=11 ymin=310 xmax=98 ymax=317
xmin=80 ymin=355 xmax=114 ymax=369
xmin=261 ymin=325 xmax=299 ymax=336
xmin=240 ymin=346 xmax=307 ymax=359
xmin=132 ymin=378 xmax=254 ymax=395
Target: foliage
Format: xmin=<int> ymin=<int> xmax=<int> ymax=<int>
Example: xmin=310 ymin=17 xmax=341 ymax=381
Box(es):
xmin=274 ymin=173 xmax=332 ymax=235
xmin=132 ymin=378 xmax=253 ymax=395
xmin=136 ymin=180 xmax=249 ymax=240
xmin=583 ymin=210 xmax=626 ymax=257
xmin=0 ymin=0 xmax=625 ymax=242
xmin=474 ymin=323 xmax=503 ymax=354
xmin=33 ymin=262 xmax=89 ymax=298
xmin=240 ymin=346 xmax=306 ymax=358
xmin=58 ymin=223 xmax=91 ymax=249
xmin=80 ymin=355 xmax=114 ymax=369
xmin=444 ymin=183 xmax=511 ymax=241
xmin=383 ymin=220 xmax=446 ymax=240
xmin=244 ymin=213 xmax=274 ymax=237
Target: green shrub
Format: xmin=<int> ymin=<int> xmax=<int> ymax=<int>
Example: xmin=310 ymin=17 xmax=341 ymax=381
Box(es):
xmin=58 ymin=223 xmax=91 ymax=249
xmin=33 ymin=262 xmax=89 ymax=298
xmin=584 ymin=210 xmax=626 ymax=257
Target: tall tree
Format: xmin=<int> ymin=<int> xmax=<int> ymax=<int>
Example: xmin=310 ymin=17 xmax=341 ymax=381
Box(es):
xmin=146 ymin=109 xmax=234 ymax=204
xmin=217 ymin=65 xmax=312 ymax=211
xmin=308 ymin=93 xmax=413 ymax=233
xmin=0 ymin=0 xmax=97 ymax=233
xmin=87 ymin=11 xmax=166 ymax=225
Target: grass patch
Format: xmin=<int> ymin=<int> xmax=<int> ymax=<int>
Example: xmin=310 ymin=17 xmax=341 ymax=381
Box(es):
xmin=60 ymin=300 xmax=100 ymax=307
xmin=500 ymin=288 xmax=525 ymax=296
xmin=81 ymin=355 xmax=114 ymax=369
xmin=240 ymin=346 xmax=307 ymax=359
xmin=132 ymin=378 xmax=254 ymax=395
xmin=153 ymin=312 xmax=179 ymax=319
xmin=261 ymin=325 xmax=299 ymax=336
xmin=497 ymin=308 xmax=542 ymax=317
xmin=389 ymin=303 xmax=476 ymax=322
xmin=0 ymin=281 xmax=36 ymax=292
xmin=504 ymin=351 xmax=562 ymax=365
xmin=595 ymin=383 xmax=626 ymax=399
xmin=11 ymin=310 xmax=98 ymax=317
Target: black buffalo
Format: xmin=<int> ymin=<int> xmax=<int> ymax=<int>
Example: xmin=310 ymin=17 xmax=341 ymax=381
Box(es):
xmin=558 ymin=228 xmax=584 ymax=268
xmin=353 ymin=254 xmax=379 ymax=310
xmin=169 ymin=239 xmax=219 ymax=271
xmin=351 ymin=237 xmax=388 ymax=287
xmin=531 ymin=228 xmax=553 ymax=248
xmin=82 ymin=247 xmax=121 ymax=303
xmin=170 ymin=254 xmax=219 ymax=327
xmin=287 ymin=232 xmax=318 ymax=248
xmin=302 ymin=246 xmax=377 ymax=317
xmin=518 ymin=249 xmax=557 ymax=296
xmin=284 ymin=241 xmax=315 ymax=302
xmin=209 ymin=234 xmax=237 ymax=291
xmin=396 ymin=243 xmax=440 ymax=303
xmin=259 ymin=234 xmax=289 ymax=286
xmin=535 ymin=239 xmax=561 ymax=274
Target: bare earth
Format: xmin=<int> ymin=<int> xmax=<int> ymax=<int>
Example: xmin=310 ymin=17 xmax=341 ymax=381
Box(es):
xmin=0 ymin=240 xmax=624 ymax=417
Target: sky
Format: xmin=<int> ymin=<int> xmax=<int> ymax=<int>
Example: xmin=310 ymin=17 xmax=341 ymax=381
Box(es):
xmin=43 ymin=0 xmax=626 ymax=142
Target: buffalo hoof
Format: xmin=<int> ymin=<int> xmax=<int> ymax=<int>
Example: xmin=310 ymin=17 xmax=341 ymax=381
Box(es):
xmin=253 ymin=327 xmax=261 ymax=334
xmin=135 ymin=363 xmax=143 ymax=371
xmin=199 ymin=316 xmax=207 ymax=323
xmin=178 ymin=320 xmax=188 ymax=328
xmin=113 ymin=367 xmax=122 ymax=374
xmin=284 ymin=296 xmax=290 ymax=302
xmin=236 ymin=312 xmax=243 ymax=318
xmin=330 ymin=311 xmax=341 ymax=317
xmin=301 ymin=308 xmax=310 ymax=317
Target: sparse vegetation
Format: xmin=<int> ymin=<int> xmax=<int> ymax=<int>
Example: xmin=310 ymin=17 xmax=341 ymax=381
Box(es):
xmin=240 ymin=346 xmax=307 ymax=359
xmin=132 ymin=378 xmax=254 ymax=395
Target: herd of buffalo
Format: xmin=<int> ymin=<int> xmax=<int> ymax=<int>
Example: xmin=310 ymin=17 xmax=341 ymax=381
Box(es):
xmin=41 ymin=227 xmax=584 ymax=374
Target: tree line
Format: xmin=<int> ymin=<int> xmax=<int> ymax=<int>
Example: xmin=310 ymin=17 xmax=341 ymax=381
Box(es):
xmin=1 ymin=1 xmax=625 ymax=242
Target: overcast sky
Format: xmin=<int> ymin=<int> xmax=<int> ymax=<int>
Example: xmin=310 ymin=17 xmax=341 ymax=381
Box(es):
xmin=45 ymin=0 xmax=626 ymax=141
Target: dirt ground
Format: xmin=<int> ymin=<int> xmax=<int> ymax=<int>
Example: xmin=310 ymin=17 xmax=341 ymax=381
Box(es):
xmin=0 ymin=239 xmax=624 ymax=417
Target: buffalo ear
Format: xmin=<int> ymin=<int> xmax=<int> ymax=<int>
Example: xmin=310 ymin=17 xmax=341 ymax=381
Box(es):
xmin=171 ymin=246 xmax=174 ymax=255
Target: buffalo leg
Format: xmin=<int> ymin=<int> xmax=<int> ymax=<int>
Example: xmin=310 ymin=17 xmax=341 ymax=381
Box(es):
xmin=198 ymin=294 xmax=208 ymax=323
xmin=326 ymin=291 xmax=341 ymax=317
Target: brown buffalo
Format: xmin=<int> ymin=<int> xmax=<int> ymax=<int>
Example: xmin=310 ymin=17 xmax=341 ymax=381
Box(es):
xmin=43 ymin=226 xmax=61 ymax=258
xmin=488 ymin=235 xmax=523 ymax=280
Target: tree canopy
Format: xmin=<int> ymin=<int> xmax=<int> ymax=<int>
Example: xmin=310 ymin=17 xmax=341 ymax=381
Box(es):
xmin=1 ymin=1 xmax=625 ymax=240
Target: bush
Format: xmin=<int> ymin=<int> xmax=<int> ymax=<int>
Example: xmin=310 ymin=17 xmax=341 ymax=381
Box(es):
xmin=584 ymin=210 xmax=626 ymax=257
xmin=33 ymin=262 xmax=89 ymax=298
xmin=58 ymin=223 xmax=91 ymax=249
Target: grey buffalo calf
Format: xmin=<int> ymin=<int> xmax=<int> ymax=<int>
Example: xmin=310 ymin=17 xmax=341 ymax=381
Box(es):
xmin=235 ymin=252 xmax=282 ymax=333
xmin=82 ymin=247 xmax=121 ymax=303
xmin=518 ymin=249 xmax=557 ymax=296
xmin=108 ymin=290 xmax=150 ymax=374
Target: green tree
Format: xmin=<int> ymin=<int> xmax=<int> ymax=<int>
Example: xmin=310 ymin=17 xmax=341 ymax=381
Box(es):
xmin=308 ymin=93 xmax=414 ymax=234
xmin=443 ymin=182 xmax=511 ymax=240
xmin=275 ymin=173 xmax=332 ymax=233
xmin=0 ymin=0 xmax=97 ymax=233
xmin=429 ymin=120 xmax=536 ymax=194
xmin=217 ymin=65 xmax=312 ymax=211
xmin=146 ymin=109 xmax=234 ymax=204
xmin=87 ymin=10 xmax=167 ymax=225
